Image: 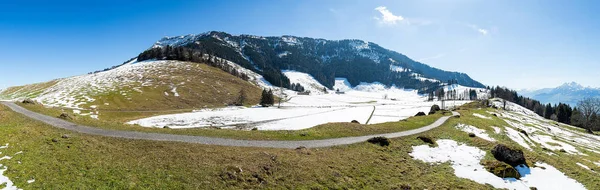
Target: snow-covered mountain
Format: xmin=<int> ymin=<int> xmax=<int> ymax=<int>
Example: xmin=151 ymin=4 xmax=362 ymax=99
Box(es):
xmin=519 ymin=82 xmax=600 ymax=106
xmin=138 ymin=31 xmax=485 ymax=93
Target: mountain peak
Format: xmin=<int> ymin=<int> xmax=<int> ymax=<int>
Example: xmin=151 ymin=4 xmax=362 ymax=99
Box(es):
xmin=558 ymin=82 xmax=583 ymax=90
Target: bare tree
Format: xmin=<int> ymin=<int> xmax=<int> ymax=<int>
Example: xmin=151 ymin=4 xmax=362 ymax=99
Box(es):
xmin=577 ymin=97 xmax=600 ymax=133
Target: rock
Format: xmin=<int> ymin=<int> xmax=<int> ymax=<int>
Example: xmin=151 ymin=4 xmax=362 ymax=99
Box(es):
xmin=417 ymin=136 xmax=435 ymax=145
xmin=492 ymin=113 xmax=498 ymax=117
xmin=519 ymin=129 xmax=528 ymax=136
xmin=367 ymin=137 xmax=390 ymax=147
xmin=350 ymin=120 xmax=360 ymax=124
xmin=559 ymin=149 xmax=567 ymax=153
xmin=22 ymin=98 xmax=36 ymax=104
xmin=414 ymin=112 xmax=426 ymax=117
xmin=61 ymin=134 xmax=70 ymax=139
xmin=429 ymin=105 xmax=441 ymax=115
xmin=530 ymin=187 xmax=538 ymax=190
xmin=251 ymin=127 xmax=258 ymax=131
xmin=483 ymin=160 xmax=521 ymax=179
xmin=300 ymin=132 xmax=308 ymax=137
xmin=468 ymin=133 xmax=476 ymax=137
xmin=51 ymin=138 xmax=58 ymax=143
xmin=163 ymin=126 xmax=170 ymax=129
xmin=491 ymin=144 xmax=526 ymax=167
xmin=58 ymin=113 xmax=73 ymax=120
xmin=453 ymin=115 xmax=461 ymax=118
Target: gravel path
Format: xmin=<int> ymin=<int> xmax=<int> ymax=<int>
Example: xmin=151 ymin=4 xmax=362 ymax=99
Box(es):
xmin=2 ymin=102 xmax=458 ymax=149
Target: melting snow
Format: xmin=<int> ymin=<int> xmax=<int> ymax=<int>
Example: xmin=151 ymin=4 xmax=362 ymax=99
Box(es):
xmin=505 ymin=127 xmax=533 ymax=150
xmin=473 ymin=113 xmax=492 ymax=120
xmin=455 ymin=124 xmax=495 ymax=141
xmin=282 ymin=70 xmax=328 ymax=95
xmin=411 ymin=139 xmax=585 ymax=190
xmin=492 ymin=126 xmax=502 ymax=134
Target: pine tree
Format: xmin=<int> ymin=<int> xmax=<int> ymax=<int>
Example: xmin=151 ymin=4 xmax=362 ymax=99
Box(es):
xmin=236 ymin=89 xmax=246 ymax=106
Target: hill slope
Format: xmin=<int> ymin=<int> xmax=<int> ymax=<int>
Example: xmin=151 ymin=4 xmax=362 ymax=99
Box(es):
xmin=138 ymin=31 xmax=484 ymax=92
xmin=1 ymin=60 xmax=262 ymax=111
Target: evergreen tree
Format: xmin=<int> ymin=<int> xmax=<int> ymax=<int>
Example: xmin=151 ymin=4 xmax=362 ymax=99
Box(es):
xmin=235 ymin=89 xmax=246 ymax=106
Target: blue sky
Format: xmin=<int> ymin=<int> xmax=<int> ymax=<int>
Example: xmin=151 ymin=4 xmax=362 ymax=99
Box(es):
xmin=1 ymin=0 xmax=600 ymax=90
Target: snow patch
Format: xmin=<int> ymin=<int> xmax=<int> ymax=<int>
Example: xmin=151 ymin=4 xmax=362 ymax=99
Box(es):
xmin=282 ymin=70 xmax=327 ymax=94
xmin=410 ymin=139 xmax=585 ymax=190
xmin=455 ymin=124 xmax=495 ymax=141
xmin=473 ymin=113 xmax=492 ymax=120
xmin=505 ymin=127 xmax=533 ymax=150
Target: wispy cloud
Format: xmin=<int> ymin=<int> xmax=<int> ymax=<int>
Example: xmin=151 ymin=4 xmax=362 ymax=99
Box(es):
xmin=374 ymin=6 xmax=404 ymax=25
xmin=467 ymin=24 xmax=488 ymax=35
xmin=417 ymin=53 xmax=446 ymax=62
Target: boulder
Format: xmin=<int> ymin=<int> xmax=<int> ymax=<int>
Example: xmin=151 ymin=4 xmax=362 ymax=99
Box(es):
xmin=367 ymin=137 xmax=390 ymax=146
xmin=351 ymin=120 xmax=360 ymax=124
xmin=415 ymin=112 xmax=426 ymax=117
xmin=468 ymin=133 xmax=476 ymax=138
xmin=491 ymin=144 xmax=526 ymax=167
xmin=483 ymin=160 xmax=521 ymax=179
xmin=429 ymin=105 xmax=441 ymax=115
xmin=61 ymin=134 xmax=70 ymax=139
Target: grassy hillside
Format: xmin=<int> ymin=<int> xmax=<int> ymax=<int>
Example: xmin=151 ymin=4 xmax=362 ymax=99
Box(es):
xmin=1 ymin=102 xmax=598 ymax=189
xmin=0 ymin=80 xmax=60 ymax=100
xmin=1 ymin=60 xmax=263 ymax=111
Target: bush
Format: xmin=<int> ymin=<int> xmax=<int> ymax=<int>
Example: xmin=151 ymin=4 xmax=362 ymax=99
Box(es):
xmin=429 ymin=104 xmax=441 ymax=115
xmin=414 ymin=112 xmax=426 ymax=116
xmin=367 ymin=137 xmax=390 ymax=146
xmin=417 ymin=136 xmax=435 ymax=145
xmin=22 ymin=98 xmax=36 ymax=104
xmin=491 ymin=144 xmax=526 ymax=167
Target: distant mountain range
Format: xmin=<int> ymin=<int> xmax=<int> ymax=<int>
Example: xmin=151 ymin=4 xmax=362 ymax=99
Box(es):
xmin=138 ymin=31 xmax=484 ymax=92
xmin=519 ymin=82 xmax=600 ymax=106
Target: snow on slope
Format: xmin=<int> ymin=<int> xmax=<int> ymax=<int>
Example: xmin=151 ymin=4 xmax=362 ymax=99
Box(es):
xmin=411 ymin=140 xmax=586 ymax=190
xmin=31 ymin=60 xmax=189 ymax=109
xmin=282 ymin=70 xmax=327 ymax=94
xmin=489 ymin=98 xmax=600 ymax=155
xmin=455 ymin=124 xmax=495 ymax=141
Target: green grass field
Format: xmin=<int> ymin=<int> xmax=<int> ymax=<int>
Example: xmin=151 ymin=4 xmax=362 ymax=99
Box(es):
xmin=1 ymin=102 xmax=598 ymax=189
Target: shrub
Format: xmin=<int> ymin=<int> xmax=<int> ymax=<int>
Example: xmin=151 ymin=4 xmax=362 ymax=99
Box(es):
xmin=414 ymin=112 xmax=426 ymax=116
xmin=367 ymin=137 xmax=390 ymax=146
xmin=22 ymin=98 xmax=36 ymax=104
xmin=429 ymin=104 xmax=441 ymax=115
xmin=417 ymin=136 xmax=435 ymax=145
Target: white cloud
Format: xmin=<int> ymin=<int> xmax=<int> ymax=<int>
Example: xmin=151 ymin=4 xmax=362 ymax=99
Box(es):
xmin=374 ymin=6 xmax=404 ymax=25
xmin=467 ymin=24 xmax=488 ymax=35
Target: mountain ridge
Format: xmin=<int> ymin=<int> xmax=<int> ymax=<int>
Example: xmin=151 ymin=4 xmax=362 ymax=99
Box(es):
xmin=519 ymin=82 xmax=600 ymax=106
xmin=139 ymin=31 xmax=485 ymax=92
